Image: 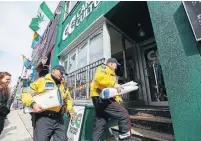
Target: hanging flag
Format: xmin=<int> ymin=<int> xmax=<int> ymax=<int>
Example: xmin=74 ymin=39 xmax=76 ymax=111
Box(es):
xmin=29 ymin=1 xmax=53 ymax=36
xmin=29 ymin=18 xmax=39 ymax=32
xmin=31 ymin=32 xmax=42 ymax=49
xmin=23 ymin=55 xmax=32 ymax=69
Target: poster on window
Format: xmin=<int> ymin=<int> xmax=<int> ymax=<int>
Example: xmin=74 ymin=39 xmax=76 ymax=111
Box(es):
xmin=67 ymin=106 xmax=86 ymax=141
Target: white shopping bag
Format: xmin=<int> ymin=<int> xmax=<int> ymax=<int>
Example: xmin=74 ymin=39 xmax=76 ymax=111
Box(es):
xmin=120 ymin=81 xmax=139 ymax=94
xmin=23 ymin=88 xmax=63 ymax=113
xmin=100 ymin=81 xmax=139 ymax=99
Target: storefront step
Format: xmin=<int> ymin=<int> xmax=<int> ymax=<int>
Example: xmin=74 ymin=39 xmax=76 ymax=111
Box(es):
xmin=127 ymin=108 xmax=174 ymax=135
xmin=130 ymin=115 xmax=172 ymax=124
xmin=127 ymin=107 xmax=171 ymax=118
xmin=111 ymin=126 xmax=175 ymax=141
xmin=131 ymin=120 xmax=174 ymax=135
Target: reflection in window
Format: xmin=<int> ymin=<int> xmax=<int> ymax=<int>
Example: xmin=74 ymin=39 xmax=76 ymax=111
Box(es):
xmin=89 ymin=34 xmax=103 ymax=64
xmin=78 ymin=43 xmax=87 ymax=69
xmin=64 ymin=59 xmax=68 ymax=73
xmin=75 ymin=71 xmax=87 ymax=100
xmin=144 ymin=48 xmax=167 ymax=102
xmin=68 ymin=51 xmax=76 ymax=73
xmin=125 ymin=39 xmax=133 ymax=49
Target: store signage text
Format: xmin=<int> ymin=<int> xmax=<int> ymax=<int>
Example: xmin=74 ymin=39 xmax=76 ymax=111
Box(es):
xmin=62 ymin=1 xmax=101 ymax=40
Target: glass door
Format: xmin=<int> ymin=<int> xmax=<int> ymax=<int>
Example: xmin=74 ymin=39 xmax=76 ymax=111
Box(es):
xmin=141 ymin=43 xmax=168 ymax=106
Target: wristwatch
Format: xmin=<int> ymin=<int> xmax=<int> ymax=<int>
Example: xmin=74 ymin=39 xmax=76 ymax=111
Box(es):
xmin=30 ymin=102 xmax=36 ymax=108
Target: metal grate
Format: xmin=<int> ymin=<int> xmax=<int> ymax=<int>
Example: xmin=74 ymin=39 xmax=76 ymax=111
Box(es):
xmin=66 ymin=58 xmax=105 ymax=100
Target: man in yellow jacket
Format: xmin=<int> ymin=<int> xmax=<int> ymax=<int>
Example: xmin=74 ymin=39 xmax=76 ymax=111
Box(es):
xmin=21 ymin=65 xmax=74 ymax=141
xmin=90 ymin=58 xmax=131 ymax=141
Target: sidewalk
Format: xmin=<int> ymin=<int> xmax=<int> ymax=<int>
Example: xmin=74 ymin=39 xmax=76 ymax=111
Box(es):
xmin=0 ymin=110 xmax=118 ymax=141
xmin=0 ymin=110 xmax=33 ymax=141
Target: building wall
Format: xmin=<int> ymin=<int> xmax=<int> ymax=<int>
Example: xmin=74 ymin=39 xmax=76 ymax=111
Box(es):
xmin=148 ymin=1 xmax=201 ymax=141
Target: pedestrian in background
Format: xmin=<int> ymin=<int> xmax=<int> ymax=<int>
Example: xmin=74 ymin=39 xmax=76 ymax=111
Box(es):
xmin=0 ymin=72 xmax=11 ymax=134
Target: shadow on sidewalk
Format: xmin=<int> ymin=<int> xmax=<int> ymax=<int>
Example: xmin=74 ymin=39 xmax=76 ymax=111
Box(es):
xmin=0 ymin=126 xmax=17 ymax=140
xmin=20 ymin=138 xmax=33 ymax=141
xmin=4 ymin=118 xmax=10 ymax=128
xmin=0 ymin=118 xmax=18 ymax=140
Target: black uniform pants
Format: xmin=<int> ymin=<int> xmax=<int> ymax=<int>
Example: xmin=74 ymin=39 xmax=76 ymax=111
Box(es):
xmin=0 ymin=115 xmax=6 ymax=135
xmin=92 ymin=97 xmax=131 ymax=141
xmin=33 ymin=111 xmax=66 ymax=141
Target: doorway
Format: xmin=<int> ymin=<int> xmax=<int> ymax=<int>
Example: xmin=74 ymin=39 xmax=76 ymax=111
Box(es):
xmin=140 ymin=40 xmax=168 ymax=106
xmin=105 ymin=1 xmax=168 ymax=106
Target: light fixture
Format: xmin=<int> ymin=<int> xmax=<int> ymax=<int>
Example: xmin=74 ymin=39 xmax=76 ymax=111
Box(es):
xmin=137 ymin=23 xmax=146 ymax=37
xmin=41 ymin=56 xmax=48 ymax=66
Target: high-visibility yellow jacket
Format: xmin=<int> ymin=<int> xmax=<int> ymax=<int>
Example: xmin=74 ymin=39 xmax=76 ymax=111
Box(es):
xmin=90 ymin=64 xmax=122 ymax=102
xmin=21 ymin=73 xmax=74 ymax=114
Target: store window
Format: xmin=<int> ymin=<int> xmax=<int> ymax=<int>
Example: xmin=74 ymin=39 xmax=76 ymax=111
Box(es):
xmin=125 ymin=39 xmax=133 ymax=49
xmin=68 ymin=50 xmax=76 ymax=73
xmin=89 ymin=34 xmax=103 ymax=64
xmin=62 ymin=31 xmax=103 ymax=73
xmin=64 ymin=59 xmax=68 ymax=73
xmin=78 ymin=43 xmax=87 ymax=69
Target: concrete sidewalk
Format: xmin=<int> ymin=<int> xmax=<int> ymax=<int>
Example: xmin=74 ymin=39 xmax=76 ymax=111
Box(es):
xmin=0 ymin=110 xmax=33 ymax=141
xmin=0 ymin=110 xmax=118 ymax=141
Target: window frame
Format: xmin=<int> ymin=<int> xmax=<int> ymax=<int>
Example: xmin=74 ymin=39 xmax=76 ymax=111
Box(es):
xmin=68 ymin=49 xmax=77 ymax=73
xmin=89 ymin=33 xmax=103 ymax=64
xmin=78 ymin=42 xmax=88 ymax=69
xmin=62 ymin=29 xmax=103 ymax=73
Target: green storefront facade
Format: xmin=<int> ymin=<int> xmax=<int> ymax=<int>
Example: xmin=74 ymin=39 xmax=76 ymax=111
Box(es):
xmin=52 ymin=1 xmax=201 ymax=141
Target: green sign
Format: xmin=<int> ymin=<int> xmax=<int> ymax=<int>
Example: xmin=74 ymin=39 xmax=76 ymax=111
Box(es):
xmin=59 ymin=1 xmax=120 ymax=53
xmin=63 ymin=1 xmax=101 ymax=40
xmin=71 ymin=113 xmax=83 ymax=128
xmin=67 ymin=106 xmax=85 ymax=141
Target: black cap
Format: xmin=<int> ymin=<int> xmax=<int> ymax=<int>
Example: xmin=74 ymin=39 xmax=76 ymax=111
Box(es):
xmin=106 ymin=58 xmax=121 ymax=65
xmin=53 ymin=65 xmax=67 ymax=75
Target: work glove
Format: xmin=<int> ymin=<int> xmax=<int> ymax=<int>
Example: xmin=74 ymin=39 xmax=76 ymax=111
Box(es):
xmin=115 ymin=96 xmax=123 ymax=103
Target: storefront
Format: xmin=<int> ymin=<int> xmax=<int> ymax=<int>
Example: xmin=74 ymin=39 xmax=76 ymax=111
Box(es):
xmin=55 ymin=1 xmax=119 ymax=102
xmin=51 ymin=1 xmax=201 ymax=141
xmin=52 ymin=1 xmax=167 ymax=106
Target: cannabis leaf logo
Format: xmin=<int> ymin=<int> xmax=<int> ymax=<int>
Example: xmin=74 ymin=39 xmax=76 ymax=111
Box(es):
xmin=37 ymin=12 xmax=45 ymax=24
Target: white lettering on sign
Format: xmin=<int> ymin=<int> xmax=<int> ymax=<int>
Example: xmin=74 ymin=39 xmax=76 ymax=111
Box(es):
xmin=147 ymin=50 xmax=157 ymax=61
xmin=62 ymin=1 xmax=101 ymax=40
